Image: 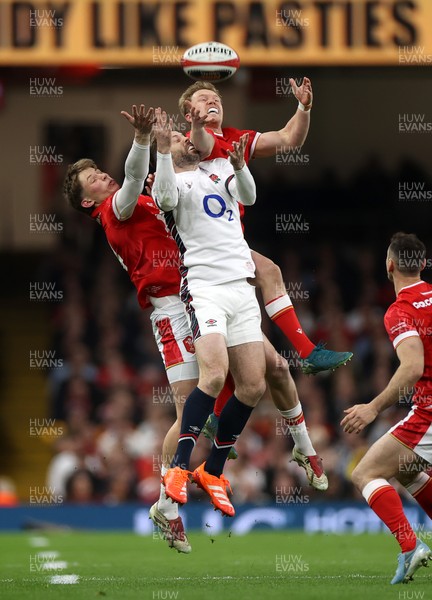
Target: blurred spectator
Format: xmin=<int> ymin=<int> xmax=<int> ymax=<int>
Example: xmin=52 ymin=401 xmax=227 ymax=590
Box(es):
xmin=0 ymin=477 xmax=19 ymax=506
xmin=65 ymin=469 xmax=99 ymax=503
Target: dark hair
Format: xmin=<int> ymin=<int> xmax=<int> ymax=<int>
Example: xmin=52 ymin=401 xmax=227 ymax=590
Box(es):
xmin=63 ymin=159 xmax=97 ymax=215
xmin=178 ymin=81 xmax=222 ymax=117
xmin=388 ymin=232 xmax=426 ymax=274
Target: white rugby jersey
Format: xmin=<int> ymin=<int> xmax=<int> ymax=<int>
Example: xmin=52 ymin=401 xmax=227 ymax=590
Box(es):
xmin=154 ymin=155 xmax=256 ymax=291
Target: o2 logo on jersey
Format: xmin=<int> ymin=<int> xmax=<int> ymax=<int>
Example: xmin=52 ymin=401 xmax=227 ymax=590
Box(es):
xmin=203 ymin=194 xmax=234 ymax=222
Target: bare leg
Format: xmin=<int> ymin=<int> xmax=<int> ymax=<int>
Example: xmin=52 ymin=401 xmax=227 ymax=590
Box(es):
xmin=352 ymin=434 xmax=419 ymax=489
xmin=262 ymin=334 xmax=327 ymax=489
xmin=161 ymin=379 xmax=198 ymax=467
xmin=351 ymin=434 xmax=432 ymax=568
xmin=227 ymin=341 xmax=266 ymax=407
xmin=251 ymin=250 xmax=315 ymax=358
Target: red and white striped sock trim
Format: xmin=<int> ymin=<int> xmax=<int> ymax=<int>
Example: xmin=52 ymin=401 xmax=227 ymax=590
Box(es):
xmin=362 ymin=478 xmax=391 ymax=503
xmin=265 ymin=295 xmax=293 ymax=319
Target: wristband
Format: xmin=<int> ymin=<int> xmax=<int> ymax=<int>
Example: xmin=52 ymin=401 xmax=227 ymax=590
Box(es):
xmin=298 ymin=101 xmax=312 ymax=112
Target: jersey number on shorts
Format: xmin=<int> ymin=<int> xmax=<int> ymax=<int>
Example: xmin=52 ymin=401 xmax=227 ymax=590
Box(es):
xmin=203 ymin=194 xmax=234 ymax=222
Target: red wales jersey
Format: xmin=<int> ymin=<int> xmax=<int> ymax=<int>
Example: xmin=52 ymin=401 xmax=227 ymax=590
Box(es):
xmin=384 ymin=280 xmax=432 ymax=410
xmin=186 ymin=127 xmax=260 ymax=165
xmin=91 ymin=194 xmax=181 ymax=309
xmin=205 ymin=127 xmax=260 ymax=164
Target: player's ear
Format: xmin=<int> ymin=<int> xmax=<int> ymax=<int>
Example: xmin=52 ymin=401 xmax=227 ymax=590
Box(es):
xmin=81 ymin=198 xmax=95 ymax=209
xmin=184 ymin=112 xmax=192 ymax=124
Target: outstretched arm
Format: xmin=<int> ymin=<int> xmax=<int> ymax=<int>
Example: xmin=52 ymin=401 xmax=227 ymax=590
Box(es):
xmin=153 ymin=108 xmax=179 ymax=212
xmin=226 ymin=133 xmax=256 ymax=206
xmin=341 ymin=337 xmax=424 ymax=434
xmin=113 ymin=104 xmax=155 ymax=220
xmin=188 ymin=102 xmax=215 ymax=159
xmin=253 ymin=77 xmax=313 ymax=158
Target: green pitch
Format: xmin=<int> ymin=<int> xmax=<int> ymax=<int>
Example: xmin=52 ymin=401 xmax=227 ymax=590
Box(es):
xmin=1 ymin=530 xmax=431 ymax=600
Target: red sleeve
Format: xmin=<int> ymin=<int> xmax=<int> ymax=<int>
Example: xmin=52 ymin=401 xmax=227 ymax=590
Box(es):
xmin=384 ymin=304 xmax=420 ymax=349
xmin=206 ymin=127 xmax=259 ymax=164
xmin=199 ymin=128 xmax=259 ymax=165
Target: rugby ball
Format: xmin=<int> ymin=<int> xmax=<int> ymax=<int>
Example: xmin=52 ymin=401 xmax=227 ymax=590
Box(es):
xmin=181 ymin=41 xmax=240 ymax=82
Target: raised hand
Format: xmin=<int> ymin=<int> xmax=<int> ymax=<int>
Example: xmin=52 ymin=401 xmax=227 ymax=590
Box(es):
xmin=227 ymin=133 xmax=249 ymax=170
xmin=290 ymin=77 xmax=313 ymax=108
xmin=186 ymin=101 xmax=211 ymax=129
xmin=121 ymin=104 xmax=155 ymax=143
xmin=153 ymin=107 xmax=173 ymax=154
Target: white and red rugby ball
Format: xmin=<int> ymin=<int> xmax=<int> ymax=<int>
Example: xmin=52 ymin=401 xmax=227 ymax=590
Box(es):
xmin=181 ymin=41 xmax=240 ymax=82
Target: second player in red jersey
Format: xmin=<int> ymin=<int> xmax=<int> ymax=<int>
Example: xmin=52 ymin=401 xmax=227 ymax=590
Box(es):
xmin=64 ymin=104 xmax=194 ymax=554
xmin=92 ymin=193 xmax=180 ymax=309
xmin=342 ymin=232 xmax=432 ymax=584
xmin=385 ymin=280 xmax=432 ymax=412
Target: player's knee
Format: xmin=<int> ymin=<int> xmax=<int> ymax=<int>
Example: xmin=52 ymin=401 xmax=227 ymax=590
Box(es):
xmin=351 ymin=463 xmax=369 ymax=491
xmin=199 ymin=369 xmax=226 ymax=398
xmin=236 ymin=379 xmax=266 ymax=407
xmin=265 ymin=353 xmax=289 ymax=384
xmin=255 ymin=257 xmax=282 ymax=289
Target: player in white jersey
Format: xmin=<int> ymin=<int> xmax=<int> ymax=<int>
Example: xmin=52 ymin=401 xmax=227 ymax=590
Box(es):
xmin=152 ymin=109 xmax=266 ymax=516
xmin=161 ymin=154 xmax=256 ymax=291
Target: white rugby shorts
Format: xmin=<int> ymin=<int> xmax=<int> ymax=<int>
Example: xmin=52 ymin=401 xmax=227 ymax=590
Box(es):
xmin=183 ymin=279 xmax=263 ymax=347
xmin=149 ymin=296 xmax=198 ymax=384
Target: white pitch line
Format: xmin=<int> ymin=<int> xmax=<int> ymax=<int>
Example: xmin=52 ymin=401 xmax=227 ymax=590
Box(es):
xmin=28 ymin=537 xmax=49 ymax=547
xmin=27 ymin=536 xmax=80 ymax=585
xmin=142 ymin=574 xmax=390 ymax=582
xmin=49 ymin=574 xmax=79 ymax=585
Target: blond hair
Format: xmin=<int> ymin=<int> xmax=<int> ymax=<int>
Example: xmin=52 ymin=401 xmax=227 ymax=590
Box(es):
xmin=178 ymin=81 xmax=222 ymax=117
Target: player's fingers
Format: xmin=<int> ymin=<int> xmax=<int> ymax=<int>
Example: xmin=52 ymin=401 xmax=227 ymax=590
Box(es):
xmin=341 ymin=415 xmax=354 ymax=428
xmin=120 ymin=111 xmax=133 ymax=123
